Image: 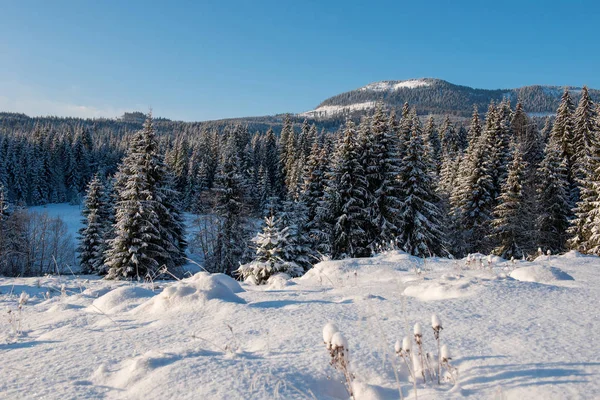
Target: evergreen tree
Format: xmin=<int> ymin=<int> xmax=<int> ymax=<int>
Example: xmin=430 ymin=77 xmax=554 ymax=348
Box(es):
xmin=397 ymin=117 xmax=447 ymax=257
xmin=236 ymin=215 xmax=303 ymax=284
xmin=467 ymin=105 xmax=482 ymax=144
xmin=454 ymin=134 xmax=495 ymax=255
xmin=277 ymin=200 xmax=314 ymax=271
xmin=551 ymin=88 xmax=577 ymax=206
xmin=491 ymin=146 xmax=528 ymax=258
xmin=424 ymin=115 xmax=442 ymax=174
xmin=263 ymin=128 xmax=283 ymax=200
xmin=327 ymin=120 xmax=371 ymax=259
xmin=360 ymin=104 xmax=402 ymax=250
xmin=301 ymin=142 xmax=328 ymax=249
xmin=537 ymin=140 xmax=571 ymax=253
xmin=572 ymin=86 xmax=597 ymax=176
xmin=78 ymin=175 xmax=108 ymax=274
xmin=210 ymin=136 xmax=249 ymax=275
xmin=483 ymin=101 xmax=512 ymax=201
xmin=105 ymin=114 xmax=186 ymax=280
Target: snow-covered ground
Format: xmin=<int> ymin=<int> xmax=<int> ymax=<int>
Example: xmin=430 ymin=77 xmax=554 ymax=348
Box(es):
xmin=1 ymin=247 xmax=599 ymax=399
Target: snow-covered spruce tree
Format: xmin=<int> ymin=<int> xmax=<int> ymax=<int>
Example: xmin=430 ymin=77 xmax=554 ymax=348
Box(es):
xmin=572 ymin=86 xmax=597 ymax=178
xmin=397 ymin=115 xmax=447 ymax=257
xmin=78 ymin=175 xmax=109 ymax=274
xmin=327 ymin=120 xmax=371 ymax=259
xmin=262 ymin=128 xmax=283 ymax=202
xmin=551 ymin=88 xmax=577 ymax=207
xmin=279 ymin=115 xmax=294 ymax=183
xmin=484 ymin=101 xmax=512 ymax=202
xmin=210 ymin=135 xmax=250 ymax=275
xmin=277 ymin=199 xmax=314 ymax=271
xmin=453 ymin=133 xmax=495 ymax=255
xmin=360 ymin=104 xmax=402 ymax=251
xmin=537 ymin=139 xmax=571 ymax=253
xmin=568 ymin=122 xmax=600 ymax=254
xmin=104 ymin=114 xmax=187 ymax=280
xmin=440 ymin=115 xmax=461 ymax=158
xmin=237 ymin=215 xmax=302 ymax=284
xmin=312 ymin=134 xmax=342 ymax=257
xmin=424 ymin=114 xmax=442 ymax=175
xmin=467 ymin=105 xmax=482 ymax=145
xmin=512 ymin=102 xmax=544 ymax=168
xmin=491 ymin=145 xmax=529 ymax=259
xmin=300 ymin=141 xmax=329 ymax=251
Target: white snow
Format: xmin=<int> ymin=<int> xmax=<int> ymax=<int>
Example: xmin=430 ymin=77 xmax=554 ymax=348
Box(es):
xmin=299 ymin=101 xmax=377 ymax=118
xmin=359 ymin=79 xmax=431 ymax=92
xmin=432 ymin=314 xmax=442 ymax=330
xmin=323 ymin=322 xmax=340 ymax=346
xmin=2 ymin=237 xmax=600 ymax=398
xmin=509 ymin=264 xmax=574 ymax=283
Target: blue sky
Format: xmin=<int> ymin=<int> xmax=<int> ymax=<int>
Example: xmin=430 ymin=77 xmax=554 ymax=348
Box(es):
xmin=1 ymin=0 xmax=598 ymax=121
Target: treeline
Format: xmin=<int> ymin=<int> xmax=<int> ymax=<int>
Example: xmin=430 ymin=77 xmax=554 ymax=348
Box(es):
xmin=1 ymin=85 xmax=599 ymax=279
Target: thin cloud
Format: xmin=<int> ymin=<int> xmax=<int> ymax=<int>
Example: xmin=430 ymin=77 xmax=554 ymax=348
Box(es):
xmin=0 ymin=81 xmax=134 ymax=119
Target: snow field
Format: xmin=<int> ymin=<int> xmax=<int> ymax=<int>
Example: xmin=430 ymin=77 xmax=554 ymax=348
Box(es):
xmin=1 ymin=250 xmax=599 ymax=399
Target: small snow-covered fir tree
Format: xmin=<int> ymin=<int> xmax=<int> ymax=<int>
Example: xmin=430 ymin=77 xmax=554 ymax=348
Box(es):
xmin=78 ymin=175 xmax=108 ymax=274
xmin=277 ymin=199 xmax=314 ymax=271
xmin=237 ymin=215 xmax=303 ymax=284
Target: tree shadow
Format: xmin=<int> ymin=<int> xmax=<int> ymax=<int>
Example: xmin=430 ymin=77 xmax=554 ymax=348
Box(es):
xmin=461 ymin=361 xmax=599 ymax=392
xmin=248 ymin=299 xmax=350 ymax=309
xmin=0 ymin=340 xmax=60 ymax=350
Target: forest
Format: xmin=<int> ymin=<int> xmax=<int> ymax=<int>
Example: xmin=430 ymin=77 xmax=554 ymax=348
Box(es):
xmin=0 ymin=87 xmax=598 ymax=280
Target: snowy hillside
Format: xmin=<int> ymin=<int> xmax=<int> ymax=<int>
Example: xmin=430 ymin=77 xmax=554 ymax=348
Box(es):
xmin=359 ymin=79 xmax=432 ymax=91
xmin=2 ymin=250 xmax=599 ymax=399
xmin=299 ymin=101 xmax=377 ymax=118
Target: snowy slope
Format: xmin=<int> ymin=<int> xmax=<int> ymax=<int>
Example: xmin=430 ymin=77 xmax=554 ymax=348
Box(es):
xmin=299 ymin=101 xmax=377 ymax=119
xmin=359 ymin=79 xmax=432 ymax=91
xmin=1 ymin=251 xmax=599 ymax=399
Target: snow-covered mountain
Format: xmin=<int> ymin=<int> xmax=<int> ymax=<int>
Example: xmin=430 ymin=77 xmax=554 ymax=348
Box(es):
xmin=300 ymin=78 xmax=600 ymax=120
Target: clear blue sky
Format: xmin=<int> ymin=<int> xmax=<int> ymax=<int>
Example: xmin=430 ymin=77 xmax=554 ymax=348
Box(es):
xmin=1 ymin=0 xmax=598 ymax=121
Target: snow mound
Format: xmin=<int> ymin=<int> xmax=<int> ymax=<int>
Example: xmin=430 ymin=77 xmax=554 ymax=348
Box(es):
xmin=46 ymin=303 xmax=82 ymax=312
xmin=510 ymin=265 xmax=574 ymax=283
xmin=403 ymin=277 xmax=477 ymax=301
xmin=89 ymin=286 xmax=156 ymax=314
xmin=266 ymin=273 xmax=296 ymax=290
xmin=351 ymin=380 xmax=384 ymax=399
xmin=301 ymin=251 xmax=418 ymax=286
xmin=211 ymin=273 xmax=245 ymax=293
xmin=134 ymin=272 xmax=245 ymax=313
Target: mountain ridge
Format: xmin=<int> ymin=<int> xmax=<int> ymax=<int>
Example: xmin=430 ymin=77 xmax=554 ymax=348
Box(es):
xmin=301 ymin=78 xmax=599 ymax=120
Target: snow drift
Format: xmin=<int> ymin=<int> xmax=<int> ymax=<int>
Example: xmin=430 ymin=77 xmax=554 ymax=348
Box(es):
xmin=133 ymin=272 xmax=245 ymax=314
xmin=510 ymin=265 xmax=574 ymax=283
